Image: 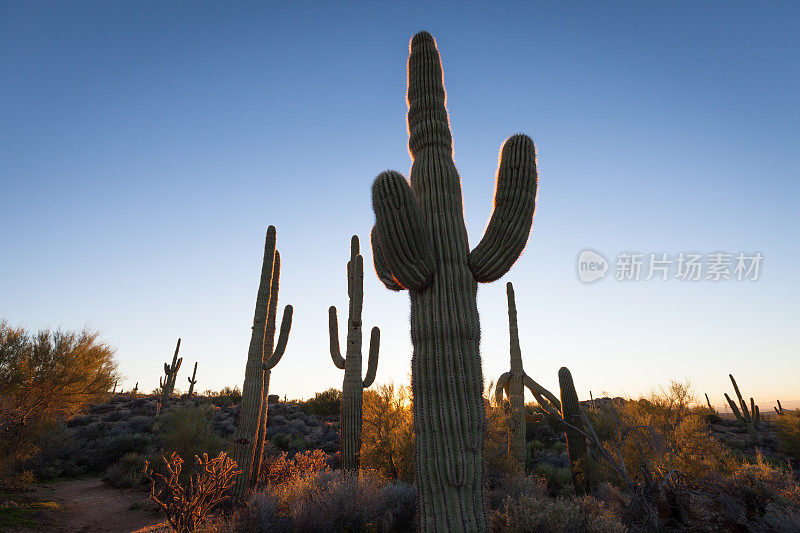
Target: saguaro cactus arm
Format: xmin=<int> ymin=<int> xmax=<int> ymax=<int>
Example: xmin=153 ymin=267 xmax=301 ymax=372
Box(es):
xmin=370 ymin=227 xmax=404 ymax=291
xmin=264 ymin=305 xmax=292 ymax=369
xmin=495 ymin=372 xmax=511 ymax=405
xmin=362 ymin=327 xmax=381 ymax=388
xmin=468 ymin=135 xmax=538 ymax=283
xmin=524 ymin=374 xmax=561 ymax=415
xmin=371 ymin=171 xmax=436 ymax=291
xmin=327 ymin=306 xmax=346 ymax=369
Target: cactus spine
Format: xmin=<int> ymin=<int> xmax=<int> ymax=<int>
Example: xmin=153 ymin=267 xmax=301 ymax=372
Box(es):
xmin=230 ymin=226 xmax=293 ymax=501
xmin=161 ymin=338 xmax=182 ymax=400
xmin=495 ymin=282 xmax=561 ymax=466
xmin=187 ymin=362 xmax=198 ymax=397
xmin=328 ymin=235 xmax=380 ymax=471
xmin=725 ymin=373 xmax=759 ymax=437
xmin=559 ymin=367 xmax=591 ymax=494
xmin=370 ymin=32 xmax=538 ymax=531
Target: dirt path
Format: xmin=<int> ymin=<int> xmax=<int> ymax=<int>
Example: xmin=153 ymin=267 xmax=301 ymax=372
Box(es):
xmin=28 ymin=478 xmax=166 ymax=533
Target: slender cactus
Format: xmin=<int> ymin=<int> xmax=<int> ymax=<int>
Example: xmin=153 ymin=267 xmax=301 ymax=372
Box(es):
xmin=775 ymin=399 xmax=785 ymax=416
xmin=495 ymin=283 xmax=561 ymax=466
xmin=329 ymin=235 xmax=380 ymax=471
xmin=132 ymin=382 xmax=138 ymax=395
xmin=161 ymin=338 xmax=182 ymax=400
xmin=230 ymin=226 xmax=293 ymax=501
xmin=187 ymin=362 xmax=198 ymax=397
xmin=559 ymin=367 xmax=591 ymax=494
xmin=725 ymin=373 xmax=758 ymax=437
xmin=705 ymin=393 xmax=713 ymax=410
xmin=370 ymin=31 xmax=538 ymax=531
xmin=112 ymin=379 xmax=117 ymax=394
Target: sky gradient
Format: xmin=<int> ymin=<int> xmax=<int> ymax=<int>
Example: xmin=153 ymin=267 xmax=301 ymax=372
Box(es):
xmin=2 ymin=2 xmax=798 ymax=409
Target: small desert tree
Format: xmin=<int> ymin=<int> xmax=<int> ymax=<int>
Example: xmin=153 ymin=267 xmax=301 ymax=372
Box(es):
xmin=361 ymin=384 xmax=414 ymax=481
xmin=0 ymin=319 xmax=118 ymax=475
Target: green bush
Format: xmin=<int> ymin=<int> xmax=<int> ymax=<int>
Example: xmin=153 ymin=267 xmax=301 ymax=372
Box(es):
xmin=0 ymin=321 xmax=118 ymax=476
xmin=300 ymin=388 xmax=341 ymax=416
xmin=157 ymin=404 xmax=227 ymax=481
xmin=104 ymin=452 xmax=149 ymax=489
xmin=271 ymin=432 xmax=307 ymax=454
xmin=774 ymin=410 xmax=800 ymax=460
xmin=532 ymin=463 xmax=574 ymax=496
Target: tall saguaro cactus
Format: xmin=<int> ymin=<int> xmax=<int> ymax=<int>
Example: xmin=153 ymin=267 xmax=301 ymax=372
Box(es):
xmin=495 ymin=282 xmax=561 ymax=466
xmin=559 ymin=367 xmax=591 ymax=494
xmin=161 ymin=338 xmax=182 ymax=400
xmin=187 ymin=362 xmax=198 ymax=397
xmin=370 ymin=32 xmax=538 ymax=531
xmin=230 ymin=226 xmax=293 ymax=501
xmin=328 ymin=235 xmax=381 ymax=470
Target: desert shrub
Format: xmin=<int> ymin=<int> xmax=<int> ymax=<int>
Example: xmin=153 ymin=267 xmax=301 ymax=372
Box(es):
xmin=532 ymin=463 xmax=575 ymax=496
xmin=235 ymin=470 xmax=416 ymax=532
xmin=484 ymin=392 xmax=520 ymax=480
xmin=301 ymin=388 xmax=341 ymax=416
xmin=361 ymin=384 xmax=414 ymax=481
xmin=104 ymin=452 xmax=149 ymax=489
xmin=261 ymin=449 xmax=329 ymax=485
xmin=270 ymin=432 xmax=307 ymax=454
xmin=678 ymin=454 xmax=800 ymax=530
xmin=774 ymin=410 xmax=800 ymax=459
xmin=0 ymin=321 xmax=118 ymax=476
xmin=592 ymin=381 xmax=736 ymax=490
xmin=207 ymin=387 xmax=243 ymax=409
xmin=490 ymin=490 xmax=627 ymax=532
xmin=93 ymin=432 xmax=155 ymax=471
xmin=146 ymin=451 xmax=241 ymax=533
xmin=158 ymin=404 xmax=227 ymax=471
xmin=486 ymin=473 xmax=546 ymax=512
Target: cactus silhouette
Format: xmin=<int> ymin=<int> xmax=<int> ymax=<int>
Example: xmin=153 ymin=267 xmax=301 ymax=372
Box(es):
xmin=161 ymin=338 xmax=182 ymax=400
xmin=328 ymin=235 xmax=380 ymax=471
xmin=775 ymin=399 xmax=785 ymax=416
xmin=495 ymin=282 xmax=561 ymax=466
xmin=187 ymin=362 xmax=198 ymax=397
xmin=370 ymin=31 xmax=538 ymax=531
xmin=559 ymin=367 xmax=591 ymax=494
xmin=230 ymin=226 xmax=293 ymax=501
xmin=725 ymin=373 xmax=759 ymax=437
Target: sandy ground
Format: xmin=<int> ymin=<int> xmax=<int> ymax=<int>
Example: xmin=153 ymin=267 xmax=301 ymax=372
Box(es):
xmin=23 ymin=478 xmax=167 ymax=533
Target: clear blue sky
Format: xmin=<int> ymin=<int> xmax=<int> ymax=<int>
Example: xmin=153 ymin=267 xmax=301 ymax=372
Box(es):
xmin=2 ymin=2 xmax=798 ymax=408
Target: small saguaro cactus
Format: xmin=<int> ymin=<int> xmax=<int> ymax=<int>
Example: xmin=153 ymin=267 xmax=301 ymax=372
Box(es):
xmin=705 ymin=393 xmax=713 ymax=410
xmin=559 ymin=367 xmax=591 ymax=494
xmin=495 ymin=282 xmax=562 ymax=466
xmin=370 ymin=31 xmax=538 ymax=531
xmin=328 ymin=235 xmax=381 ymax=471
xmin=187 ymin=362 xmax=198 ymax=397
xmin=132 ymin=382 xmax=138 ymax=395
xmin=161 ymin=338 xmax=183 ymax=399
xmin=112 ymin=379 xmax=118 ymax=394
xmin=230 ymin=226 xmax=293 ymax=501
xmin=724 ymin=373 xmax=759 ymax=437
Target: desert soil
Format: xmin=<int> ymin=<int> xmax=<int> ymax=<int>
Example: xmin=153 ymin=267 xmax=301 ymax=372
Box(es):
xmin=18 ymin=477 xmax=166 ymax=533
